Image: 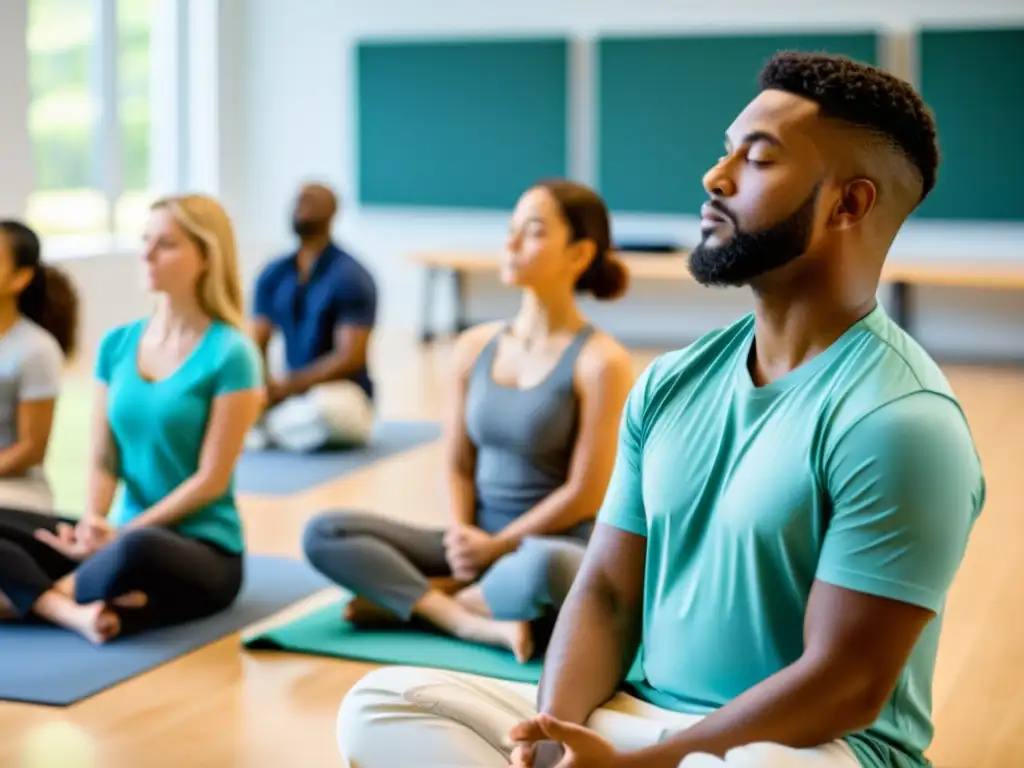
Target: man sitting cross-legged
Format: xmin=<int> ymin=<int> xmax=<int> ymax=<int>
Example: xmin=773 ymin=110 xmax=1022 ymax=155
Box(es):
xmin=249 ymin=182 xmax=377 ymax=452
xmin=331 ymin=52 xmax=985 ymax=768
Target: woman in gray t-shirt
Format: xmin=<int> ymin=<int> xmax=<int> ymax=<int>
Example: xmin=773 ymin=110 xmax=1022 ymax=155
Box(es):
xmin=0 ymin=221 xmax=79 ymax=512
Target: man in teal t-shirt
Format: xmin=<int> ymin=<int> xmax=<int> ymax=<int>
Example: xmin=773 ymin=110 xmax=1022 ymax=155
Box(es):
xmin=507 ymin=52 xmax=985 ymax=767
xmin=330 ymin=52 xmax=984 ymax=768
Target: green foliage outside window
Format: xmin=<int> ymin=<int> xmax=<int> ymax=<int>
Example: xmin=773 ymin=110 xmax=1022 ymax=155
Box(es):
xmin=26 ymin=0 xmax=153 ymax=237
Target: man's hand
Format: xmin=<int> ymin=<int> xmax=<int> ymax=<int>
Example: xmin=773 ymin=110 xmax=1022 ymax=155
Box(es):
xmin=509 ymin=715 xmax=624 ymax=768
xmin=443 ymin=524 xmax=506 ymax=581
xmin=34 ymin=519 xmax=115 ymax=561
xmin=266 ymin=378 xmax=292 ymax=407
xmin=509 ymin=738 xmax=566 ymax=768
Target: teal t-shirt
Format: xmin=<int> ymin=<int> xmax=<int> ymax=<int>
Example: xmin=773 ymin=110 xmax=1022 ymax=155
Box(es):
xmin=597 ymin=306 xmax=984 ymax=768
xmin=97 ymin=319 xmax=263 ymax=554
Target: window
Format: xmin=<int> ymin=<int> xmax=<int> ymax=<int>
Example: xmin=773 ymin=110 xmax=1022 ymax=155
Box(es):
xmin=116 ymin=0 xmax=154 ymax=236
xmin=26 ymin=0 xmax=154 ymax=245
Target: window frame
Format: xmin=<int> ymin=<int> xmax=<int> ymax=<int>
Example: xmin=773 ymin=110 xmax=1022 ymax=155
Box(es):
xmin=28 ymin=0 xmax=193 ymax=257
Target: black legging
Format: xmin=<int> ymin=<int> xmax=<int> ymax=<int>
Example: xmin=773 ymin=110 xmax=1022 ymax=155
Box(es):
xmin=0 ymin=507 xmax=243 ymax=636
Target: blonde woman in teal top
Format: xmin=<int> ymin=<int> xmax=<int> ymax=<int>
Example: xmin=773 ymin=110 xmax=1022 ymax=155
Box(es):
xmin=0 ymin=194 xmax=264 ymax=644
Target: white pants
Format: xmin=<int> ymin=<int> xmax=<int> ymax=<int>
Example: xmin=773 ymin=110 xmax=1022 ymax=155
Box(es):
xmin=252 ymin=381 xmax=374 ymax=453
xmin=335 ymin=667 xmax=860 ymax=768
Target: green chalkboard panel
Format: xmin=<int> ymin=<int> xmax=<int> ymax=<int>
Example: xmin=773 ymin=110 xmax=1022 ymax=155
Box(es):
xmin=917 ymin=28 xmax=1024 ymax=221
xmin=356 ymin=38 xmax=569 ymax=209
xmin=596 ymin=32 xmax=879 ymax=215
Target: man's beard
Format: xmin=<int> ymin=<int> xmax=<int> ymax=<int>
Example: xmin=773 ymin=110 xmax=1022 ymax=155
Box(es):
xmin=292 ymin=218 xmax=324 ymax=238
xmin=688 ymin=185 xmax=820 ymax=287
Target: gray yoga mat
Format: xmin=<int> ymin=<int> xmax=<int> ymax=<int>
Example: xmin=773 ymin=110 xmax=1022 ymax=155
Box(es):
xmin=0 ymin=555 xmax=330 ymax=707
xmin=235 ymin=420 xmax=441 ymax=495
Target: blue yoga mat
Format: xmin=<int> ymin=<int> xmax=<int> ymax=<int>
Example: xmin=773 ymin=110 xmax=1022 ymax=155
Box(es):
xmin=234 ymin=420 xmax=441 ymax=495
xmin=0 ymin=555 xmax=330 ymax=707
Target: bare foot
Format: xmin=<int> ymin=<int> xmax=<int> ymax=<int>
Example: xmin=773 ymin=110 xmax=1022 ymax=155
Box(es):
xmin=428 ymin=576 xmax=469 ymax=596
xmin=0 ymin=592 xmax=14 ymax=620
xmin=467 ymin=618 xmax=534 ymax=662
xmin=413 ymin=590 xmax=536 ymax=661
xmin=78 ymin=602 xmax=121 ymax=645
xmin=458 ymin=615 xmax=535 ymax=662
xmin=343 ymin=596 xmax=402 ymax=628
xmin=507 ymin=621 xmax=534 ymax=663
xmin=450 ymin=590 xmax=533 ymax=661
xmin=112 ymin=591 xmax=148 ymax=609
xmin=453 ymin=585 xmax=489 ymax=616
xmin=52 ymin=575 xmax=75 ymax=599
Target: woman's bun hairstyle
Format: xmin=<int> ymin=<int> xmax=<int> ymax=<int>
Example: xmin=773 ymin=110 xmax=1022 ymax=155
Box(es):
xmin=575 ymin=249 xmax=629 ymax=301
xmin=534 ymin=178 xmax=630 ymax=302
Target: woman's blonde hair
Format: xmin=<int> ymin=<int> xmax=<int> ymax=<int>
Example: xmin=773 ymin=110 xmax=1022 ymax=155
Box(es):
xmin=150 ymin=194 xmax=245 ymax=329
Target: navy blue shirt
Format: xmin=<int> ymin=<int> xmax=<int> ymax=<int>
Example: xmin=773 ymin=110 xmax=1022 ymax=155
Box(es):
xmin=253 ymin=243 xmax=376 ymax=398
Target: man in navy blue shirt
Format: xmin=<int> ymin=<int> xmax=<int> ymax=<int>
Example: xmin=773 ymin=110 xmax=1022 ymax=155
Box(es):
xmin=248 ymin=182 xmax=378 ymax=451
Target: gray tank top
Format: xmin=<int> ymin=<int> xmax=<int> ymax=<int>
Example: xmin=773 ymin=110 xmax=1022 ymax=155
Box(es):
xmin=464 ymin=324 xmax=596 ymax=540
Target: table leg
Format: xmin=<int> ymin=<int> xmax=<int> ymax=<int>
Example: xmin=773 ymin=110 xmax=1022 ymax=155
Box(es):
xmin=452 ymin=269 xmax=468 ymax=334
xmin=420 ymin=267 xmax=437 ymax=344
xmin=891 ymin=281 xmax=912 ymax=333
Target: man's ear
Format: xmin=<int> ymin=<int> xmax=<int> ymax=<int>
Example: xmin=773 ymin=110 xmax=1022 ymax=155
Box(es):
xmin=829 ymin=178 xmax=877 ymax=231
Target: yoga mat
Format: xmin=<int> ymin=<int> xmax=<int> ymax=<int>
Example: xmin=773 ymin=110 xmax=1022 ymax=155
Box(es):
xmin=243 ymin=598 xmax=646 ymax=685
xmin=234 ymin=420 xmax=441 ymax=495
xmin=0 ymin=555 xmax=330 ymax=707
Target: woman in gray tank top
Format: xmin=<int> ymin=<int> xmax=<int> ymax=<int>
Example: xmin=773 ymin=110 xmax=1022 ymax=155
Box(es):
xmin=303 ymin=180 xmax=635 ymax=661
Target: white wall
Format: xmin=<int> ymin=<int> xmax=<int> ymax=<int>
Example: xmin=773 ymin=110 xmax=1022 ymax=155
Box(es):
xmin=240 ymin=0 xmax=1024 ymax=360
xmin=4 ymin=1 xmax=1024 ymax=365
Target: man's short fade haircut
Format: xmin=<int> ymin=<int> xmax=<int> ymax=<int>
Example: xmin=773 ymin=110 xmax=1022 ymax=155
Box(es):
xmin=758 ymin=51 xmax=939 ymax=204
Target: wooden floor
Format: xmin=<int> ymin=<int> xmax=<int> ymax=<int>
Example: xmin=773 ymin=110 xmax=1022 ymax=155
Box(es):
xmin=1 ymin=333 xmax=1021 ymax=768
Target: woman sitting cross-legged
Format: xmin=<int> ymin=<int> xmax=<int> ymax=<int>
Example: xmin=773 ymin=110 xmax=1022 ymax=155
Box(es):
xmin=302 ymin=179 xmax=635 ymax=661
xmin=0 ymin=220 xmax=79 ymax=513
xmin=0 ymin=194 xmax=264 ymax=644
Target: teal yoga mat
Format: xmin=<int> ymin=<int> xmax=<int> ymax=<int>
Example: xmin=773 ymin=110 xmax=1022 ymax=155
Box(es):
xmin=243 ymin=598 xmax=646 ymax=684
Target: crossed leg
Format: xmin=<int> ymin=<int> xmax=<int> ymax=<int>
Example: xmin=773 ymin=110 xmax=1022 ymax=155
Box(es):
xmin=336 ymin=667 xmax=861 ymax=768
